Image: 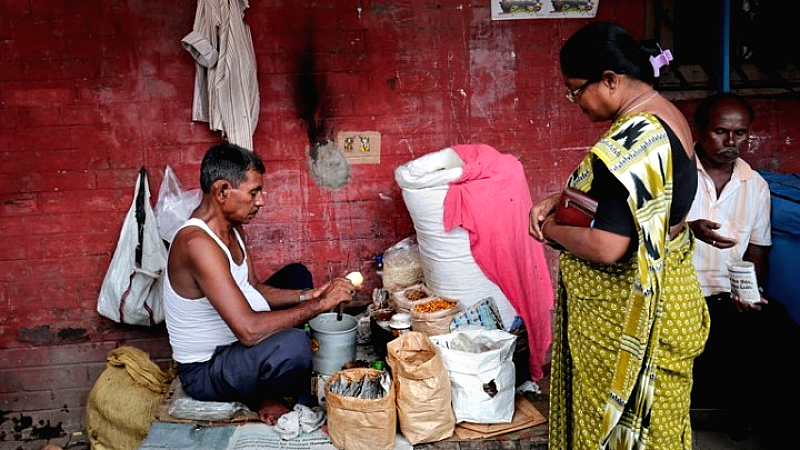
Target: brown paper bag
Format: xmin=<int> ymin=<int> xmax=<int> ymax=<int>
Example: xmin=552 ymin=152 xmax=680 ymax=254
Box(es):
xmin=386 ymin=331 xmax=455 ymax=444
xmin=410 ymin=298 xmax=460 ymax=336
xmin=325 ymin=368 xmax=396 ymax=450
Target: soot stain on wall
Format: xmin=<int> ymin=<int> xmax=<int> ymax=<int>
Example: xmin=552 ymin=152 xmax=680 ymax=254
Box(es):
xmin=292 ymin=7 xmax=351 ymax=190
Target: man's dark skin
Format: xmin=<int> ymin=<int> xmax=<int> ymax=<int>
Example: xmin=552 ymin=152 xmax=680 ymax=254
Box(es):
xmin=688 ymin=97 xmax=768 ymax=312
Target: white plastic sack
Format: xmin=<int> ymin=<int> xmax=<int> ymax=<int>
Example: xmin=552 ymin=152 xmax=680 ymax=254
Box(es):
xmin=394 ymin=148 xmax=516 ymax=329
xmin=154 ymin=165 xmax=201 ymax=243
xmin=97 ymin=168 xmax=167 ymax=326
xmin=429 ymin=328 xmax=517 ymax=424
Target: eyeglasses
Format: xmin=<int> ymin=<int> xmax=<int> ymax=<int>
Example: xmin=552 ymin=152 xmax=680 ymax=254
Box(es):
xmin=565 ymin=80 xmax=595 ymax=103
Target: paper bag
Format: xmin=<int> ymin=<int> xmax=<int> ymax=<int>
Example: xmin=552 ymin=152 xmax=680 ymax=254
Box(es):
xmin=385 ymin=331 xmax=455 ymax=444
xmin=410 ymin=298 xmax=461 ymax=336
xmin=325 ymin=368 xmax=396 ymax=450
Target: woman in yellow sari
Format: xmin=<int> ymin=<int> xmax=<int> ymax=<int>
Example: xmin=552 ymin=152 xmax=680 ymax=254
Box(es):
xmin=530 ymin=23 xmax=709 ymax=450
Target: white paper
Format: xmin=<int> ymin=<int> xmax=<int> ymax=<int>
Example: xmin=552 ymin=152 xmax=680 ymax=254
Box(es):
xmin=229 ymin=424 xmax=336 ymax=450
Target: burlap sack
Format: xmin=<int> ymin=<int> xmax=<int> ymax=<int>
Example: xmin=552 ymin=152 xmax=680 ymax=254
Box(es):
xmin=385 ymin=331 xmax=454 ymax=444
xmin=325 ymin=368 xmax=396 ymax=450
xmin=86 ymin=346 xmax=171 ymax=450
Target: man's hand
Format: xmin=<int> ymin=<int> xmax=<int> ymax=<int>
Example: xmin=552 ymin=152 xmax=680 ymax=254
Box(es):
xmin=314 ymin=277 xmax=357 ymax=312
xmin=732 ymin=292 xmax=768 ymax=312
xmin=529 ymin=192 xmax=560 ymax=242
xmin=688 ymin=219 xmax=738 ymax=249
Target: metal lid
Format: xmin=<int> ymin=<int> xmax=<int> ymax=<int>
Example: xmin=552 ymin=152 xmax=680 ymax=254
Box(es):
xmin=389 ymin=312 xmax=412 ymax=329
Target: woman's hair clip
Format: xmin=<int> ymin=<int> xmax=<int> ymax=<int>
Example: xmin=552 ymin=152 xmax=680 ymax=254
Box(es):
xmin=649 ymin=44 xmax=673 ymax=78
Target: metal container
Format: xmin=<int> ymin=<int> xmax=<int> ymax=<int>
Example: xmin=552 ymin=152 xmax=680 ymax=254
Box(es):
xmin=308 ymin=312 xmax=358 ymax=375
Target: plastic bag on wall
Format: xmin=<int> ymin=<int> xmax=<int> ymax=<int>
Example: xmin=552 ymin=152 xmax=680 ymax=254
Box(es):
xmin=97 ymin=168 xmax=167 ymax=326
xmin=154 ymin=165 xmax=201 ymax=243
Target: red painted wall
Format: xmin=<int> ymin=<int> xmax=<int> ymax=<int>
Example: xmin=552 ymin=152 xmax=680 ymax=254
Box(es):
xmin=1 ymin=0 xmax=798 ymax=438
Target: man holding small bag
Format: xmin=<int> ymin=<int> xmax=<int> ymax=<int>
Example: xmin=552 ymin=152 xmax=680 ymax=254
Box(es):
xmin=686 ymin=93 xmax=787 ymax=442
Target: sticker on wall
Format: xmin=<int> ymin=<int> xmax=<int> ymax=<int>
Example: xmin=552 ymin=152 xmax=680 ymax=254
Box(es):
xmin=491 ymin=0 xmax=599 ymax=20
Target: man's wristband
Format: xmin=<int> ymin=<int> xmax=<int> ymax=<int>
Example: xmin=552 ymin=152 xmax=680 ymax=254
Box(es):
xmin=299 ymin=288 xmax=311 ymax=303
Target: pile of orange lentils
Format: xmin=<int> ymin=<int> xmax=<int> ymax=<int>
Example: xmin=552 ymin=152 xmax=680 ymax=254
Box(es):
xmin=413 ymin=298 xmax=458 ymax=313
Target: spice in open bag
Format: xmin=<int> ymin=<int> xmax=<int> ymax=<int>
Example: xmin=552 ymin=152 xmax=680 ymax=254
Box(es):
xmin=97 ymin=168 xmax=168 ymax=326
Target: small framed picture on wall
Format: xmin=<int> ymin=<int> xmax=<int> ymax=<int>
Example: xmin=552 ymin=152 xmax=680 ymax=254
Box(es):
xmin=491 ymin=0 xmax=599 ymax=20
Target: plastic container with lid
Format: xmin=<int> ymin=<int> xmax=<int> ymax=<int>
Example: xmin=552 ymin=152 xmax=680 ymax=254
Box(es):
xmin=389 ymin=312 xmax=412 ymax=337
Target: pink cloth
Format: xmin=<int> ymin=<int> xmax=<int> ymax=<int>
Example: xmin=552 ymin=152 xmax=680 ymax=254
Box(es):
xmin=443 ymin=144 xmax=553 ymax=381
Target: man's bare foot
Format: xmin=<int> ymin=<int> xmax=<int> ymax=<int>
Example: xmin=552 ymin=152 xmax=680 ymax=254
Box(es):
xmin=257 ymin=398 xmax=290 ymax=425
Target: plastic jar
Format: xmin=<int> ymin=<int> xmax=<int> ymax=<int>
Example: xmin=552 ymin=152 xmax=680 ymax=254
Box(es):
xmin=389 ymin=312 xmax=412 ymax=337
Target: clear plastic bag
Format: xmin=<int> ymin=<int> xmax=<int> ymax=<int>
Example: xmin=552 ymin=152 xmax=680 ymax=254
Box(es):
xmin=154 ymin=166 xmax=201 ymax=243
xmin=390 ymin=283 xmax=433 ymax=313
xmin=382 ymin=235 xmax=423 ymax=292
xmin=168 ymin=381 xmax=250 ymax=421
xmin=450 ymin=297 xmax=505 ymax=331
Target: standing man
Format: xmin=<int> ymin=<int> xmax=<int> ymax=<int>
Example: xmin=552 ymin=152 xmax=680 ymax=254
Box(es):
xmin=687 ymin=93 xmax=773 ymax=439
xmin=164 ymin=143 xmax=356 ymax=425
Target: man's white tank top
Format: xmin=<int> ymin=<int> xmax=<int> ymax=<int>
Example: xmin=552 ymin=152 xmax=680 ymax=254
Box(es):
xmin=163 ymin=218 xmax=270 ymax=364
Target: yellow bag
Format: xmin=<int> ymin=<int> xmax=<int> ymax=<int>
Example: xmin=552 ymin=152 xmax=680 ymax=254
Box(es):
xmin=86 ymin=346 xmax=171 ymax=450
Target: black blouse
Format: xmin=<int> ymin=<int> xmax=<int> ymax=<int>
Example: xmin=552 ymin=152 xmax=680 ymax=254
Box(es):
xmin=586 ymin=116 xmax=698 ymax=260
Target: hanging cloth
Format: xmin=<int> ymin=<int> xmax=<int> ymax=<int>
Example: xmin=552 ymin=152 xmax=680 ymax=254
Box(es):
xmin=182 ymin=0 xmax=260 ymax=150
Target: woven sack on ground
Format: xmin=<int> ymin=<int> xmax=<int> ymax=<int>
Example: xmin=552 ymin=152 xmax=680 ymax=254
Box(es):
xmin=86 ymin=346 xmax=171 ymax=450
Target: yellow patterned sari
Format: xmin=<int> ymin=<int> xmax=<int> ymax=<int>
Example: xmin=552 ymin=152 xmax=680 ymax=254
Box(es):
xmin=548 ymin=113 xmax=709 ymax=450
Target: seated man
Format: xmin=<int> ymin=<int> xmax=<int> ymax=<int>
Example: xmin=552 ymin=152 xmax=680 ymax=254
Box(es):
xmin=163 ymin=142 xmax=356 ymax=424
xmin=687 ymin=93 xmax=783 ymax=440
